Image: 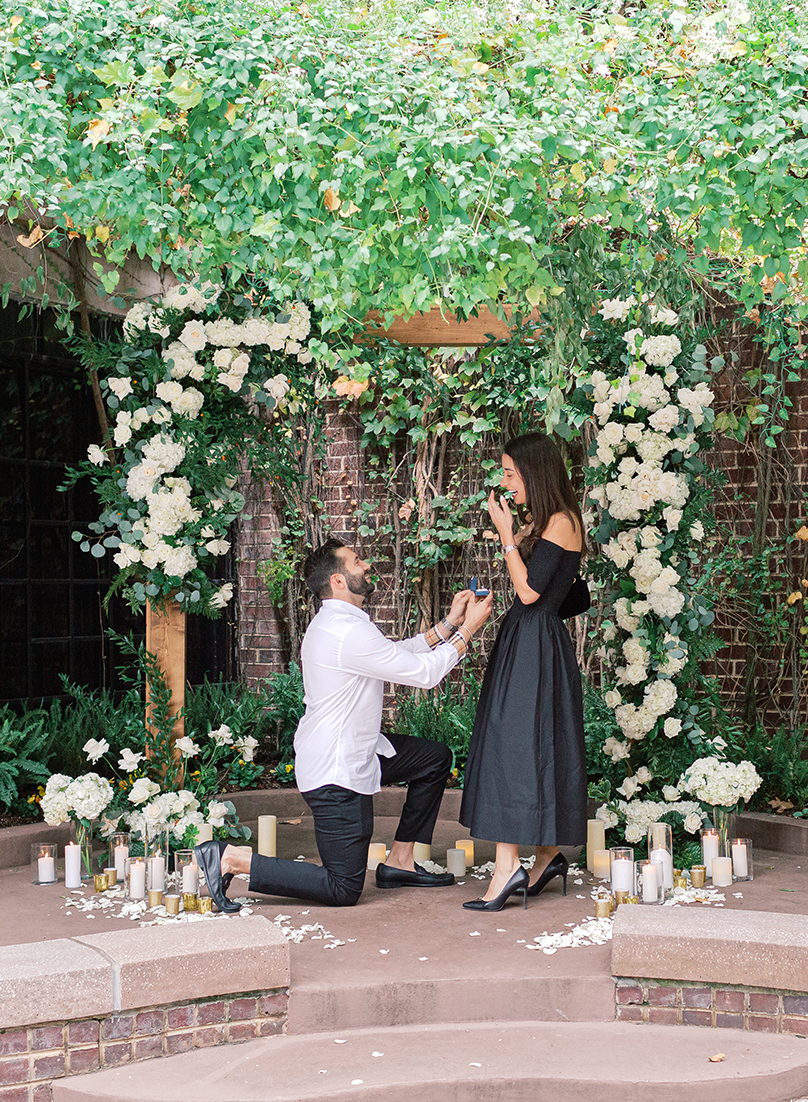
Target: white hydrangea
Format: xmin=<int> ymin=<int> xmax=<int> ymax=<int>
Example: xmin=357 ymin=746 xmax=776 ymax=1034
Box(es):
xmin=123 ymin=301 xmax=153 ymax=337
xmin=142 ymin=434 xmax=185 ymax=474
xmin=162 ymin=343 xmax=198 ymax=380
xmin=162 ymin=543 xmax=198 ymax=578
xmin=679 ymin=757 xmax=762 ymax=806
xmin=659 ymin=633 xmax=688 ymax=676
xmin=65 ymin=773 xmax=114 ymax=821
xmin=640 ymin=334 xmax=682 ymax=367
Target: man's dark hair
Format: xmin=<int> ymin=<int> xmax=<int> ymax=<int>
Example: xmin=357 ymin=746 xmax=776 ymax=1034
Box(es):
xmin=303 ymin=539 xmax=347 ymax=598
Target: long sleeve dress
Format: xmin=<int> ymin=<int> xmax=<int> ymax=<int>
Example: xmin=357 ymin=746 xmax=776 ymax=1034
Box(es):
xmin=459 ymin=538 xmax=588 ymax=847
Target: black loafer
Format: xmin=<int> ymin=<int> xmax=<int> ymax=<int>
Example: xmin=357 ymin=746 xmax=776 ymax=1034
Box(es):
xmin=376 ymin=862 xmax=455 ymax=889
xmin=194 ymin=840 xmax=241 ymax=912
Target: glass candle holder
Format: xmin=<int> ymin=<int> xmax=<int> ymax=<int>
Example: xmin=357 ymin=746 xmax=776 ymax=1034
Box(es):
xmin=647 ymin=822 xmax=674 ymax=892
xmin=128 ymin=857 xmax=146 ymax=900
xmin=700 ymin=828 xmax=720 ymax=877
xmin=145 ymin=824 xmax=167 ymax=893
xmin=731 ymin=838 xmax=753 ymax=881
xmin=110 ymin=832 xmax=131 ymax=883
xmin=174 ymin=850 xmax=198 ymax=895
xmin=690 ymin=865 xmax=706 ymax=889
xmin=609 ymin=847 xmax=635 ymax=895
xmin=32 ymin=843 xmax=57 ymax=885
xmin=592 ymin=849 xmax=611 ymax=879
xmin=635 ymin=859 xmax=664 ymax=904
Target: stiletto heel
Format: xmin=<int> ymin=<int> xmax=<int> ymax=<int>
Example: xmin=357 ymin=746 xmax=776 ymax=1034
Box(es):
xmin=526 ymin=852 xmax=569 ymax=898
xmin=463 ymin=867 xmax=530 ymax=912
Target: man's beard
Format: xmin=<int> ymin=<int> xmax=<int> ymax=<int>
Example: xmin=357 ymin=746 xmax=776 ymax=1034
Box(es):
xmin=344 ymin=569 xmax=375 ymax=599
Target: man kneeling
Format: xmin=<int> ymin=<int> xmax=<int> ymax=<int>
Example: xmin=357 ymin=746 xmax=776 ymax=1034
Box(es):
xmin=195 ymin=539 xmax=492 ymax=910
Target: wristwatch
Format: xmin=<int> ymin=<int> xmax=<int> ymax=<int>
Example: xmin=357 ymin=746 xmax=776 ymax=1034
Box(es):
xmin=502 ymin=543 xmax=517 ymax=557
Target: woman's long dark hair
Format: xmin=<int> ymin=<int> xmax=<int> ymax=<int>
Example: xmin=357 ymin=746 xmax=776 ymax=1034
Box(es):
xmin=503 ymin=432 xmax=587 ymax=562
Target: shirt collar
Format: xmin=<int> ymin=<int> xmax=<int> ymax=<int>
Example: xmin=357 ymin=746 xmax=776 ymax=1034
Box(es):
xmin=320 ymin=598 xmax=370 ymax=622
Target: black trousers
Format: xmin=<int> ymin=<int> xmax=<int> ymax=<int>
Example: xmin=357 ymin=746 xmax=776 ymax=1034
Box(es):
xmin=248 ymin=732 xmax=452 ymax=907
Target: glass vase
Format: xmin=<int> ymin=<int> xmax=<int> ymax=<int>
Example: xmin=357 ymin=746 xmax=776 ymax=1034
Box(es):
xmin=70 ymin=821 xmax=94 ymax=882
xmin=711 ymin=805 xmax=735 ymax=858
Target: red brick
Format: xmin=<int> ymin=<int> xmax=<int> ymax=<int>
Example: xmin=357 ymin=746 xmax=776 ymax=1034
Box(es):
xmin=101 ymin=1017 xmax=133 ymax=1041
xmin=0 ymin=1087 xmax=30 ymax=1102
xmin=67 ymin=1022 xmax=99 ymax=1046
xmin=258 ymin=994 xmax=288 ymax=1017
xmin=648 ymin=1007 xmax=679 ymax=1025
xmin=783 ymin=995 xmax=808 ymax=1016
xmin=133 ymin=1037 xmax=163 ymax=1061
xmin=616 ymin=986 xmax=644 ymax=1006
xmin=0 ymin=1061 xmax=29 ymax=1087
xmin=197 ymin=1003 xmax=226 ymax=1026
xmin=648 ymin=987 xmax=678 ymax=1008
xmin=0 ymin=1036 xmax=27 ymax=1058
xmin=257 ymin=1020 xmax=284 ymax=1037
xmin=682 ymin=988 xmax=711 ymax=1009
xmin=226 ymin=1023 xmax=256 ymax=1043
xmin=29 ymin=1029 xmax=63 ymax=1055
xmin=748 ymin=1015 xmax=778 ymax=1033
xmin=194 ymin=1027 xmax=225 ymax=1048
xmin=100 ymin=1043 xmax=132 ymax=1067
xmin=31 ymin=1055 xmax=64 ymax=1082
xmin=782 ymin=1018 xmax=808 ymax=1036
xmin=67 ymin=1048 xmax=100 ymax=1075
xmin=32 ymin=1086 xmax=52 ymax=1102
xmin=134 ymin=1011 xmax=164 ymax=1037
xmin=715 ymin=990 xmax=745 ymax=1013
xmin=165 ymin=1007 xmax=194 ymax=1031
xmin=715 ymin=1013 xmax=744 ymax=1030
xmin=228 ymin=999 xmax=257 ymax=1022
xmin=166 ymin=1033 xmax=195 ymax=1056
xmin=750 ymin=992 xmax=779 ymax=1014
xmin=616 ymin=1006 xmax=644 ymax=1023
xmin=682 ymin=1010 xmax=712 ymax=1027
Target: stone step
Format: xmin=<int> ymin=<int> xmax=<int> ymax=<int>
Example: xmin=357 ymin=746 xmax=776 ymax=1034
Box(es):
xmin=51 ymin=1021 xmax=808 ymax=1102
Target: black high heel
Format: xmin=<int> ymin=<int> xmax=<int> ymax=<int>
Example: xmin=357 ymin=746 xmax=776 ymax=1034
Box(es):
xmin=462 ymin=866 xmax=529 ymax=912
xmin=526 ymin=852 xmax=568 ymax=897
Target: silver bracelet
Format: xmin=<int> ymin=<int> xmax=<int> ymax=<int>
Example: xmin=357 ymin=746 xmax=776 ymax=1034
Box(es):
xmin=502 ymin=543 xmax=517 ymax=557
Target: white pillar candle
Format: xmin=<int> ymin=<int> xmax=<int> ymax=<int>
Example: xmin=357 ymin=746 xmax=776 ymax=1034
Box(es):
xmin=182 ymin=864 xmax=198 ymax=894
xmin=129 ymin=859 xmax=146 ymax=899
xmin=701 ymin=831 xmax=720 ymax=876
xmin=610 ymin=858 xmax=634 ymax=894
xmin=454 ymin=839 xmax=474 ymax=865
xmin=413 ymin=842 xmax=431 ymax=864
xmin=711 ymin=856 xmax=733 ymax=887
xmin=114 ymin=844 xmax=129 ymax=881
xmin=38 ymin=856 xmax=56 ymax=883
xmin=367 ymin=842 xmax=387 ymax=871
xmin=649 ymin=847 xmax=674 ymax=891
xmin=196 ymin=823 xmax=214 ymax=843
xmin=446 ymin=848 xmax=466 ymax=877
xmin=586 ymin=820 xmax=606 ymax=873
xmin=64 ymin=843 xmax=82 ymax=889
xmin=148 ymin=855 xmax=165 ymax=892
xmin=593 ymin=849 xmax=611 ymax=880
xmin=641 ymin=862 xmax=659 ymax=904
xmin=258 ymin=815 xmax=277 ymax=857
xmin=731 ymin=842 xmax=748 ymax=879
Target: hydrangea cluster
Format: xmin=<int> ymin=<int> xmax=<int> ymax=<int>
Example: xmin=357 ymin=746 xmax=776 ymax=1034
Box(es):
xmin=679 ymin=757 xmax=762 ymax=808
xmin=41 ymin=772 xmax=114 ymax=826
xmin=582 ymin=298 xmax=723 ymax=844
xmin=73 ymin=281 xmax=317 ymax=613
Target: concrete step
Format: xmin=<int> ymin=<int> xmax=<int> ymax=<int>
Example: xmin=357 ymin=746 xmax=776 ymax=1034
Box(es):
xmin=51 ymin=1021 xmax=808 ymax=1102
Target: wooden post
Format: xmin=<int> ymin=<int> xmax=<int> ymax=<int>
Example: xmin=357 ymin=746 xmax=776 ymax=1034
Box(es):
xmin=145 ymin=599 xmax=186 ymax=767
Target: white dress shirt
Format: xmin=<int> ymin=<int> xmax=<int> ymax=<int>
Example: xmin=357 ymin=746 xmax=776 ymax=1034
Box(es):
xmin=293 ymin=599 xmax=461 ymax=794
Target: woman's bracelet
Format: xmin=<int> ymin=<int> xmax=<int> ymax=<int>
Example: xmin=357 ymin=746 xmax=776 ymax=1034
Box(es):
xmin=502 ymin=543 xmax=517 ymax=557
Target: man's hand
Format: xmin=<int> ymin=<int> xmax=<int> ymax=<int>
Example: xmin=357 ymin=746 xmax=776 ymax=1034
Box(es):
xmin=447 ymin=589 xmax=472 ymax=626
xmin=461 ymin=591 xmax=494 ymax=636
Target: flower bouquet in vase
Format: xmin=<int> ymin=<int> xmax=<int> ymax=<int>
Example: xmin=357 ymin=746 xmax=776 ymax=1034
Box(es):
xmin=678 ymin=757 xmax=762 ymax=855
xmin=40 ymin=769 xmax=114 ymax=882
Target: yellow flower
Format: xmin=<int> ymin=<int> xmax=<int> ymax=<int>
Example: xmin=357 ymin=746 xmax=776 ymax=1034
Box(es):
xmin=451 ymin=769 xmax=459 ymax=778
xmin=787 ymin=591 xmax=803 ymax=605
xmin=285 ymin=764 xmax=293 ymax=773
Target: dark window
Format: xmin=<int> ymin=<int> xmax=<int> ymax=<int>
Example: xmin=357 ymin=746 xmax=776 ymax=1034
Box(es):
xmin=0 ymin=304 xmax=234 ymax=707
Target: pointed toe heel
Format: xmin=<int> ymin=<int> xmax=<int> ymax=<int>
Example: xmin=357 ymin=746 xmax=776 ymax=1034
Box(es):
xmin=462 ymin=867 xmax=529 ymax=912
xmin=526 ymin=852 xmax=569 ymax=898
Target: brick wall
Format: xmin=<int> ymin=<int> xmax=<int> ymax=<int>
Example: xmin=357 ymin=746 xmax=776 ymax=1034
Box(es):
xmin=0 ymin=989 xmax=287 ymax=1102
xmin=615 ymin=977 xmax=808 ymax=1034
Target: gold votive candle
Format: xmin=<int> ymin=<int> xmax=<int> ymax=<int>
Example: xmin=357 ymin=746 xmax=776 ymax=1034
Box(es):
xmin=183 ymin=892 xmax=199 ymax=912
xmin=104 ymin=867 xmax=117 ymax=887
xmin=673 ymin=874 xmax=688 ymax=890
xmin=595 ymin=896 xmax=613 ymax=918
xmin=690 ymin=865 xmax=706 ymax=889
xmin=626 ymin=895 xmax=640 ymax=905
xmin=148 ymin=889 xmax=163 ymax=908
xmin=165 ymin=894 xmax=180 ymax=915
xmin=198 ymin=896 xmax=213 ymax=914
xmin=93 ymin=873 xmax=108 ymax=893
xmin=614 ymin=890 xmax=629 ymax=907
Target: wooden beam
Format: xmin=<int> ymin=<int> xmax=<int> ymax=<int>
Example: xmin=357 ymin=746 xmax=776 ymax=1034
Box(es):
xmin=145 ymin=599 xmax=186 ymax=768
xmin=364 ymin=305 xmax=539 ymax=347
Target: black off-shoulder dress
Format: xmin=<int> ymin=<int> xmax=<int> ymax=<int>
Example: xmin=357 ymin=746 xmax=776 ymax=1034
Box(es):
xmin=459 ymin=538 xmax=588 ymax=847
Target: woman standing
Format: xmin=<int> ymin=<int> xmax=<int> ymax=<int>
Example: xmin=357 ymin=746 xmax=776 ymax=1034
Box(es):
xmin=459 ymin=432 xmax=588 ymax=911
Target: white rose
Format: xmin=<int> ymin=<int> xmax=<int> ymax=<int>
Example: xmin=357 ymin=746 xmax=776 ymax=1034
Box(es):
xmin=178 ymin=320 xmax=207 ymax=352
xmin=663 ymin=785 xmax=681 ymax=802
xmin=624 ymin=822 xmax=644 ymax=844
xmin=156 ymin=380 xmax=184 ymax=404
xmin=210 ymin=582 xmax=234 ymax=609
xmin=596 ymin=806 xmax=619 ymax=830
xmin=264 ymin=374 xmax=291 ymax=402
xmin=206 ymin=800 xmax=229 ymax=828
xmin=209 ymin=723 xmax=234 ymax=746
xmin=635 ymin=766 xmax=653 ymax=784
xmin=128 ymin=777 xmax=161 ymax=805
xmin=690 ymin=521 xmax=705 ymax=541
xmin=617 ymin=776 xmax=641 ymax=799
xmin=83 ymin=738 xmax=109 ymax=763
xmin=174 ymin=736 xmax=201 ymax=758
xmin=663 ymin=717 xmax=682 ymax=739
xmin=108 ymin=377 xmax=133 ymax=399
xmin=118 ymin=749 xmax=144 ymax=773
xmin=684 ymin=812 xmax=703 ymax=834
xmin=87 ymin=444 xmax=106 ymax=465
xmin=604 ymin=689 xmax=622 ymax=709
xmin=113 ymin=423 xmax=132 ymax=446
